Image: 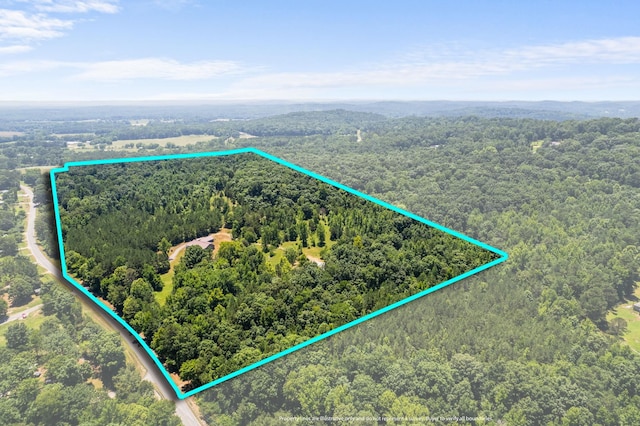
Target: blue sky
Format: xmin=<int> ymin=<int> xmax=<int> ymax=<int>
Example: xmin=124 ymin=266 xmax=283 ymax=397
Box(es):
xmin=1 ymin=1 xmax=640 ymax=101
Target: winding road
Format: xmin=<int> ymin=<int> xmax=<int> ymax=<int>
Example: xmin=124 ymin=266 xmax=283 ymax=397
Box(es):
xmin=20 ymin=185 xmax=204 ymax=426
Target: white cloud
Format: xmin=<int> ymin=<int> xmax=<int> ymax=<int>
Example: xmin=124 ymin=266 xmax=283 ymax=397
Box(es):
xmin=0 ymin=1 xmax=119 ymax=53
xmin=2 ymin=35 xmax=640 ymax=101
xmin=231 ymin=36 xmax=640 ymax=93
xmin=0 ymin=57 xmax=246 ymax=81
xmin=20 ymin=0 xmax=120 ymax=14
xmin=0 ymin=59 xmax=66 ymax=76
xmin=467 ymin=75 xmax=640 ymax=97
xmin=72 ymin=58 xmax=244 ymax=81
xmin=0 ymin=43 xmax=31 ymax=54
xmin=506 ymin=37 xmax=640 ymax=65
xmin=0 ymin=8 xmax=73 ymax=41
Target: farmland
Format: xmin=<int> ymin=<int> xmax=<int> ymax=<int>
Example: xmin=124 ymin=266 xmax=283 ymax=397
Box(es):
xmin=67 ymin=134 xmax=216 ymax=151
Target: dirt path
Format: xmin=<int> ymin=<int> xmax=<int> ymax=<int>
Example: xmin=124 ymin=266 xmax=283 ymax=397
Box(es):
xmin=356 ymin=129 xmax=362 ymax=142
xmin=168 ymin=240 xmax=191 ymax=262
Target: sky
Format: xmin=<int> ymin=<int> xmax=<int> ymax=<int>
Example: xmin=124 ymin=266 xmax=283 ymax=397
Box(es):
xmin=1 ymin=0 xmax=640 ymax=102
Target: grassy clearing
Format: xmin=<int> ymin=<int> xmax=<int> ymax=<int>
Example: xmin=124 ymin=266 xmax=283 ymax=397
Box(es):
xmin=87 ymin=377 xmax=104 ymax=389
xmin=264 ymin=241 xmax=298 ymax=268
xmin=263 ymin=222 xmax=334 ymax=268
xmin=0 ymin=310 xmax=47 ymax=346
xmin=303 ymin=244 xmax=327 ymax=259
xmin=6 ymin=296 xmax=43 ymax=315
xmin=608 ymin=285 xmax=640 ymax=353
xmin=156 ymin=249 xmax=185 ymax=306
xmin=302 ymin=221 xmax=334 ymax=259
xmin=531 ymin=140 xmax=544 ymax=153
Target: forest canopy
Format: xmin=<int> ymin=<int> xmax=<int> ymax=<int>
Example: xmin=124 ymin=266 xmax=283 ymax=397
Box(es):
xmin=54 ymin=152 xmax=497 ymax=389
xmin=7 ymin=109 xmax=640 ymax=424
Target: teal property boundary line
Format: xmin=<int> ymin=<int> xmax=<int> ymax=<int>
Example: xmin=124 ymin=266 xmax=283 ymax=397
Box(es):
xmin=50 ymin=147 xmax=508 ymax=400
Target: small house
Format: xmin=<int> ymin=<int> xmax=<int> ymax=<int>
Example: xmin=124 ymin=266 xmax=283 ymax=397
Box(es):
xmin=633 ymin=303 xmax=640 ymax=313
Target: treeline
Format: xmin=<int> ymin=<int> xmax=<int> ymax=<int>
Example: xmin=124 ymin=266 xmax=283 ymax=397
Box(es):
xmin=56 ymin=153 xmax=495 ymax=387
xmin=0 ymin=139 xmax=66 ymax=168
xmin=1 ymin=109 xmax=386 ymax=147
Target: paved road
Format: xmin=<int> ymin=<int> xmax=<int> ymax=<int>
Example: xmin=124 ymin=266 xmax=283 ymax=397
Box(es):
xmin=20 ymin=185 xmax=204 ymax=426
xmin=3 ymin=304 xmax=44 ymax=324
xmin=21 ymin=186 xmax=59 ymax=277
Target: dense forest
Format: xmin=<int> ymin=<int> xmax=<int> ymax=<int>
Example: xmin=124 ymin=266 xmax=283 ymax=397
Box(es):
xmin=2 ymin=108 xmax=640 ymax=424
xmin=190 ymin=115 xmax=640 ymax=425
xmin=55 ymin=153 xmax=495 ymax=389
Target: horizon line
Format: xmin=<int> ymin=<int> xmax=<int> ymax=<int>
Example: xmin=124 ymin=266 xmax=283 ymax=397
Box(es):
xmin=2 ymin=99 xmax=640 ymax=107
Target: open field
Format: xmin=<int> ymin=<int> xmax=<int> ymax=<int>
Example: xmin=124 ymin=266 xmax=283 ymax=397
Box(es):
xmin=51 ymin=133 xmax=95 ymax=138
xmin=68 ymin=134 xmax=216 ymax=151
xmin=607 ymin=285 xmax=640 ymax=353
xmin=0 ymin=131 xmax=25 ymax=137
xmin=17 ymin=165 xmax=55 ymax=172
xmin=265 ymin=240 xmax=297 ymax=268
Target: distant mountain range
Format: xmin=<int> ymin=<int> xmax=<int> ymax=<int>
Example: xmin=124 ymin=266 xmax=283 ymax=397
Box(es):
xmin=0 ymin=100 xmax=639 ymax=121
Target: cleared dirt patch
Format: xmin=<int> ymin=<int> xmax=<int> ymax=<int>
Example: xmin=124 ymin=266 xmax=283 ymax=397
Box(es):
xmin=211 ymin=228 xmax=233 ymax=257
xmin=171 ymin=372 xmax=189 ymax=389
